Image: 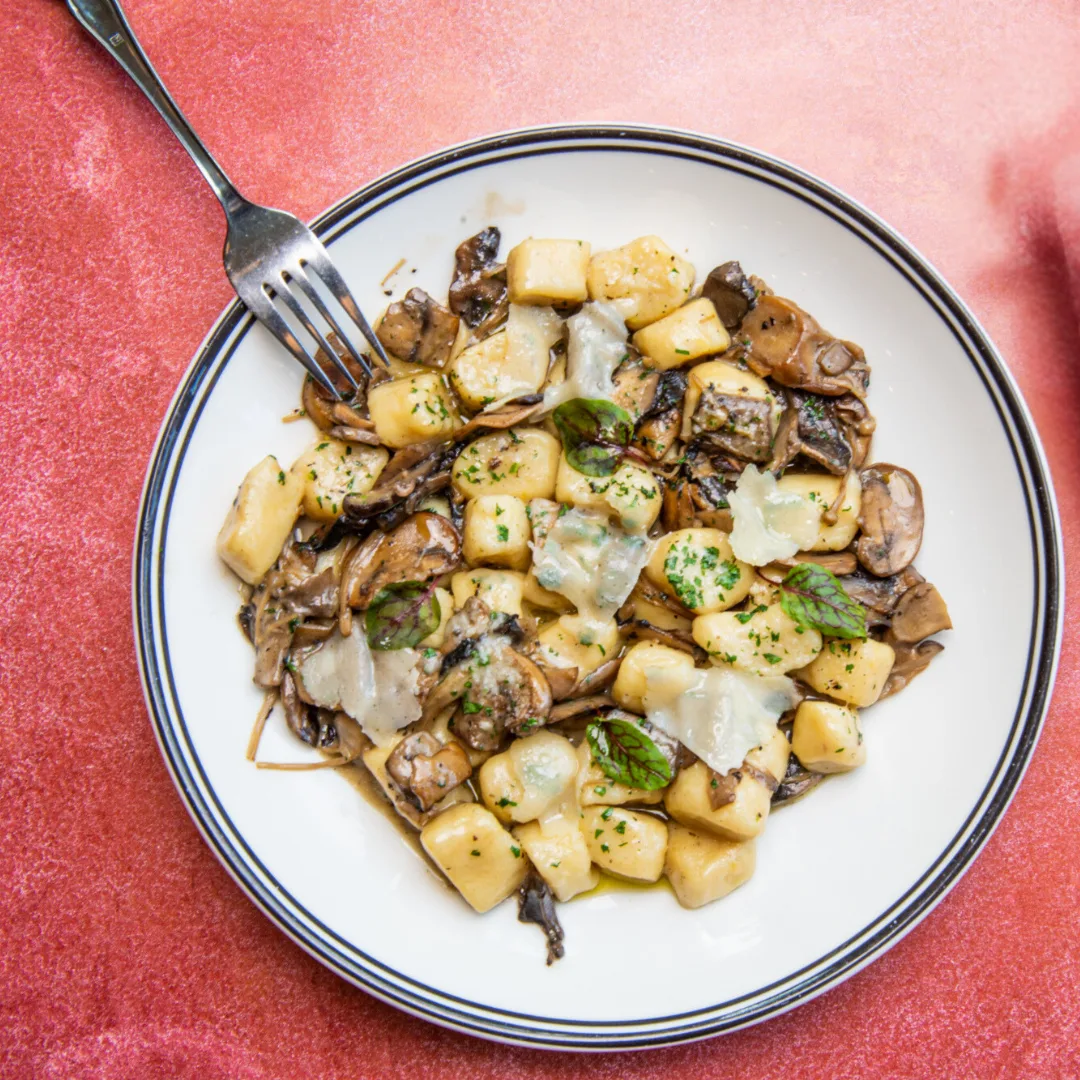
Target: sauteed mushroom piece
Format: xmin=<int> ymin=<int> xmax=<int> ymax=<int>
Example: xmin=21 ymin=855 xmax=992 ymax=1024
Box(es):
xmin=342 ymin=444 xmax=461 ymax=531
xmin=879 ymin=640 xmax=945 ymax=700
xmin=343 ymin=511 xmax=461 ymax=608
xmin=448 ymin=227 xmax=508 ymax=337
xmin=376 ymin=288 xmax=460 ymax=368
xmin=733 ymin=294 xmax=870 ymax=397
xmin=888 ymin=582 xmax=952 ymax=644
xmin=422 ymin=598 xmax=552 ymax=749
xmin=386 ymin=731 xmax=473 ymax=811
xmin=772 ymin=752 xmax=824 ymax=805
xmin=856 ymin=464 xmax=924 ymax=577
xmin=770 ymin=389 xmax=875 ymax=474
xmin=702 ymin=260 xmax=757 ymax=330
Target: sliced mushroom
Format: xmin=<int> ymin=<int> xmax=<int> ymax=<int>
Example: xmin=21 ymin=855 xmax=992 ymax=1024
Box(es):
xmin=634 ymin=370 xmax=687 ymax=460
xmin=622 ymin=620 xmax=705 ymax=662
xmin=707 ymin=768 xmax=740 ymax=809
xmin=770 ymin=389 xmax=873 ymax=475
xmin=375 ymin=288 xmax=460 ymax=368
xmin=772 ymin=752 xmax=824 ymax=805
xmin=835 ymin=565 xmax=923 ymax=628
xmin=301 ymin=341 xmax=372 ymax=429
xmin=385 ymin=731 xmax=473 ymax=811
xmin=689 ymin=386 xmax=775 ymax=462
xmin=548 ymin=693 xmax=615 ymax=724
xmin=342 ymin=443 xmax=461 ymax=531
xmin=448 ymin=227 xmax=508 ymax=337
xmin=856 ymin=464 xmax=924 ymax=577
xmin=611 ymin=352 xmax=660 ymax=421
xmin=879 ymin=640 xmax=945 ymax=700
xmin=887 ymin=582 xmax=952 ymax=644
xmin=566 ymin=657 xmax=622 ymax=698
xmin=280 ymin=669 xmax=331 ymax=747
xmin=344 ymin=511 xmax=462 ymax=608
xmin=422 ymin=598 xmax=552 ymax=749
xmin=327 ymin=425 xmax=383 ymax=447
xmin=732 ymin=294 xmax=870 ymax=398
xmin=518 ymin=871 xmax=565 ymax=965
xmin=662 ymin=447 xmax=738 ymax=532
xmin=758 ymin=551 xmax=859 ymax=582
xmin=702 ymin=261 xmax=758 ymax=330
xmin=535 ymin=659 xmax=579 ymax=703
xmin=277 ymin=567 xmax=339 ymax=618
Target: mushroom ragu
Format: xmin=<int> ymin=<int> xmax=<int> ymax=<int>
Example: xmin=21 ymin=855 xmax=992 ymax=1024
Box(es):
xmin=217 ymin=227 xmax=951 ymax=961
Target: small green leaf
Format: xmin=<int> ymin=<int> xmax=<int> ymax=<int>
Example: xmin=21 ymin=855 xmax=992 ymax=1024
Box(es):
xmin=586 ymin=717 xmax=672 ymax=791
xmin=552 ymin=398 xmax=634 ymax=477
xmin=779 ymin=563 xmax=866 ymax=639
xmin=364 ymin=582 xmax=441 ymax=650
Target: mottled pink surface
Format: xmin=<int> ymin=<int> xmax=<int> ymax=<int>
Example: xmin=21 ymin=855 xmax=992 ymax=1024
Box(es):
xmin=2 ymin=0 xmax=1079 ymax=1076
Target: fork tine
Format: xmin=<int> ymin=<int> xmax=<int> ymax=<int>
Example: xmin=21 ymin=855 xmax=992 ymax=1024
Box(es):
xmin=273 ymin=275 xmax=360 ymax=395
xmin=287 ymin=265 xmax=374 ymax=385
xmin=302 ymin=248 xmax=392 ymax=369
xmin=246 ymin=287 xmax=342 ymax=399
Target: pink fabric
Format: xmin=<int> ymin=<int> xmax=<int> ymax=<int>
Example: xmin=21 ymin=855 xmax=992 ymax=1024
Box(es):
xmin=2 ymin=1 xmax=1080 ymax=1075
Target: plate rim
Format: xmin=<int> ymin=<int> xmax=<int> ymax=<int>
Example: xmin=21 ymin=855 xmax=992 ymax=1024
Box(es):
xmin=132 ymin=122 xmax=1064 ymax=1050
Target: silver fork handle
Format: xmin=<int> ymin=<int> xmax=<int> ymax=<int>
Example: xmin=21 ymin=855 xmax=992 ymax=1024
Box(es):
xmin=66 ymin=0 xmax=243 ymax=214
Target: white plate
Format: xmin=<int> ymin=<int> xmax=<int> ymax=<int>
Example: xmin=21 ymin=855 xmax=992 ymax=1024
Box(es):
xmin=134 ymin=125 xmax=1062 ymax=1049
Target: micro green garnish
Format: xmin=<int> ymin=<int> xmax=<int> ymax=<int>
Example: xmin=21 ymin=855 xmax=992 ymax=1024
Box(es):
xmin=586 ymin=716 xmax=671 ymax=791
xmin=779 ymin=563 xmax=867 ymax=639
xmin=364 ymin=581 xmax=441 ymax=650
xmin=552 ymin=398 xmax=649 ymax=477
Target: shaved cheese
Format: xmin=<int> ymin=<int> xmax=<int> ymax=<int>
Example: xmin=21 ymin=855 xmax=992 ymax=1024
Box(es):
xmin=543 ymin=301 xmax=628 ymax=410
xmin=728 ymin=464 xmax=820 ymax=565
xmin=643 ymin=664 xmax=798 ymax=776
xmin=297 ymin=632 xmax=421 ymax=747
xmin=508 ymin=731 xmax=581 ymax=821
xmin=529 ymin=507 xmax=650 ymax=630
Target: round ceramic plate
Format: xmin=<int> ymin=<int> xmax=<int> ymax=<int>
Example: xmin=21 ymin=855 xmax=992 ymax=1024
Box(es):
xmin=134 ymin=125 xmax=1062 ymax=1049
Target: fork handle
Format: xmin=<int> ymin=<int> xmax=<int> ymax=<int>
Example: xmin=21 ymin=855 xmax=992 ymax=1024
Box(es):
xmin=66 ymin=0 xmax=243 ymax=213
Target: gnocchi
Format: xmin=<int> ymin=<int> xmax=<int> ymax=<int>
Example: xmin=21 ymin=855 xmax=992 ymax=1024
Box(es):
xmin=223 ymin=225 xmax=950 ymax=959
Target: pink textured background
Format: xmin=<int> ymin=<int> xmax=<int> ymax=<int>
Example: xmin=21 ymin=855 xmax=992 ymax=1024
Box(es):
xmin=2 ymin=1 xmax=1079 ymax=1076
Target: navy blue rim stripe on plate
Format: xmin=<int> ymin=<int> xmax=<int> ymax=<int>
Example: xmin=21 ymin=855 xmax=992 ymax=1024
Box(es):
xmin=133 ymin=125 xmax=1061 ymax=1049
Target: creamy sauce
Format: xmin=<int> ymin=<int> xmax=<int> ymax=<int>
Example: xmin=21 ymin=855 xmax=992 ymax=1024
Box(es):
xmin=530 ymin=508 xmax=651 ymax=636
xmin=728 ymin=464 xmax=820 ymax=565
xmin=543 ymin=301 xmax=627 ymax=410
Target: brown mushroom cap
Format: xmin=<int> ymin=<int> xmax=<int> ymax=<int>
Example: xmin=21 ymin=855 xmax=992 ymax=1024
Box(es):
xmin=735 ymin=294 xmax=870 ymax=397
xmin=386 ymin=731 xmax=473 ymax=811
xmin=376 ymin=288 xmax=460 ymax=368
xmin=856 ymin=464 xmax=925 ymax=577
xmin=887 ymin=582 xmax=952 ymax=644
xmin=345 ymin=512 xmax=462 ymax=608
xmin=702 ymin=261 xmax=758 ymax=330
xmin=421 ymin=598 xmax=553 ymax=749
xmin=448 ymin=227 xmax=508 ymax=336
xmin=879 ymin=640 xmax=945 ymax=700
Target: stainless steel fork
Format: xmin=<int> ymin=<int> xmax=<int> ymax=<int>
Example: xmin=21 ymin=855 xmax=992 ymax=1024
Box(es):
xmin=67 ymin=0 xmax=389 ymax=398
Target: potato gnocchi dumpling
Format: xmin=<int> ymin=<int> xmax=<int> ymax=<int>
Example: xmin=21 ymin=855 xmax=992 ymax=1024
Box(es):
xmin=223 ymin=225 xmax=949 ymax=961
xmin=664 ymin=824 xmax=756 ymax=909
xmin=295 ymin=438 xmax=388 ymax=522
xmin=452 ymin=427 xmax=561 ymax=500
xmin=367 ymin=371 xmax=460 ymax=448
xmin=646 ymin=529 xmax=754 ymax=615
xmin=217 ymin=455 xmax=304 ymax=585
xmin=632 ymin=297 xmax=730 ymax=370
xmin=586 ymin=235 xmax=695 ymax=329
xmin=581 ymin=806 xmax=668 ymax=882
xmin=507 ymin=238 xmax=591 ymax=305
